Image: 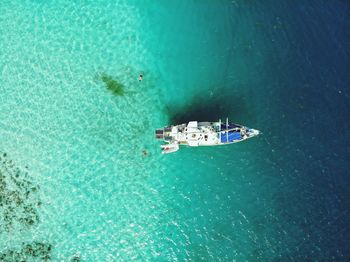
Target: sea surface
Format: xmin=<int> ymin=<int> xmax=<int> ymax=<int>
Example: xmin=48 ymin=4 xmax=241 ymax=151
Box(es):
xmin=0 ymin=0 xmax=349 ymax=261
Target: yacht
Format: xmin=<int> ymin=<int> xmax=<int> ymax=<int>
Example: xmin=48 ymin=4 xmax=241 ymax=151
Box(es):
xmin=155 ymin=118 xmax=260 ymax=154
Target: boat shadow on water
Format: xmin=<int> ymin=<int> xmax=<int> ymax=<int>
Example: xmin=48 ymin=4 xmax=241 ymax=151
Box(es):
xmin=165 ymin=92 xmax=256 ymax=125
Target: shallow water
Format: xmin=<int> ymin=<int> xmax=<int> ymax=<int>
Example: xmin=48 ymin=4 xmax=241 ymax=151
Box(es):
xmin=0 ymin=0 xmax=349 ymax=260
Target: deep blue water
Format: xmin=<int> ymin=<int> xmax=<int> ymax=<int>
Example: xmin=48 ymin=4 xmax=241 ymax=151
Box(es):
xmin=249 ymin=1 xmax=350 ymax=260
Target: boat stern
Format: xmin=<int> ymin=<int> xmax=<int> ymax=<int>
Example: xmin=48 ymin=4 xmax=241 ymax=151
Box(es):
xmin=155 ymin=128 xmax=164 ymax=139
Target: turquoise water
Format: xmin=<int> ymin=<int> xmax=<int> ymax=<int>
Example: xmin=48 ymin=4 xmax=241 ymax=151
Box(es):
xmin=1 ymin=0 xmax=349 ymax=260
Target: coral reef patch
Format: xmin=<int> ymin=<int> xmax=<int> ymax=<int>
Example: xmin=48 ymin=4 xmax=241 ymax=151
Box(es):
xmin=98 ymin=73 xmax=125 ymax=96
xmin=0 ymin=152 xmax=41 ymax=232
xmin=0 ymin=241 xmax=52 ymax=261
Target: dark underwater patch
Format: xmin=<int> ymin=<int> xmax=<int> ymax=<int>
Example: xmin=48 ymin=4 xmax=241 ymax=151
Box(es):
xmin=98 ymin=73 xmax=125 ymax=96
xmin=165 ymin=91 xmax=253 ymax=125
xmin=0 ymin=241 xmax=52 ymax=261
xmin=0 ymin=152 xmax=41 ymax=232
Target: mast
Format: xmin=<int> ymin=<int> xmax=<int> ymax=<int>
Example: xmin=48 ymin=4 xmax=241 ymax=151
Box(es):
xmin=219 ymin=119 xmax=221 ymax=142
xmin=226 ymin=117 xmax=229 ymax=142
